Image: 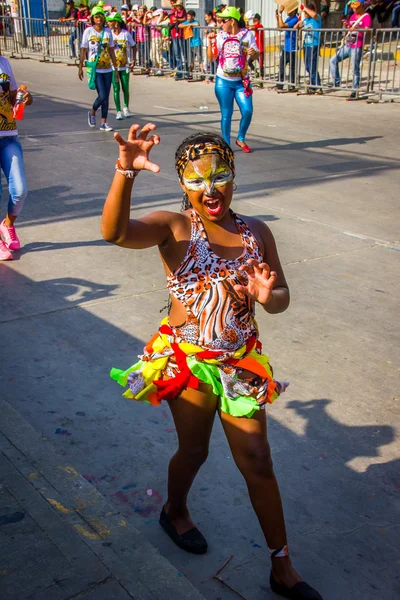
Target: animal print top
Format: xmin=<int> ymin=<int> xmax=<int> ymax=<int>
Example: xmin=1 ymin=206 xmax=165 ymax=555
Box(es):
xmin=166 ymin=209 xmax=264 ymax=350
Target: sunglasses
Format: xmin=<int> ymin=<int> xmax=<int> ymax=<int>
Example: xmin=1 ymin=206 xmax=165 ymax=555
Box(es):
xmin=220 ymin=18 xmax=231 ymax=23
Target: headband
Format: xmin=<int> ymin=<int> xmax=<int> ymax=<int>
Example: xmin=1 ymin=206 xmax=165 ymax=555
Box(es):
xmin=176 ymin=142 xmax=235 ymax=180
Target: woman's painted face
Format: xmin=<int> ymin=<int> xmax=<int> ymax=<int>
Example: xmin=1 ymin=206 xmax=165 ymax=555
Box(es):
xmin=181 ymin=154 xmax=234 ymax=220
xmin=94 ymin=14 xmax=105 ymax=25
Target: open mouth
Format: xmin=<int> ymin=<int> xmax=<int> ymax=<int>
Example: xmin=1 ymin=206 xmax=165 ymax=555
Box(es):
xmin=204 ymin=197 xmax=223 ymax=215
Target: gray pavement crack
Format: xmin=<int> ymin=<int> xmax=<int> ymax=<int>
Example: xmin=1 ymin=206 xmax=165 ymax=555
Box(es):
xmin=67 ymin=575 xmax=121 ymax=599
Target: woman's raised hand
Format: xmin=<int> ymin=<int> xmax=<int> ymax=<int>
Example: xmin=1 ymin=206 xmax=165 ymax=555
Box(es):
xmin=114 ymin=123 xmax=160 ymax=173
xmin=234 ymin=259 xmax=277 ymax=306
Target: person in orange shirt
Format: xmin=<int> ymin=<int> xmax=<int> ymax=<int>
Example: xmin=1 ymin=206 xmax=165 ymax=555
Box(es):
xmin=249 ymin=13 xmax=264 ymax=77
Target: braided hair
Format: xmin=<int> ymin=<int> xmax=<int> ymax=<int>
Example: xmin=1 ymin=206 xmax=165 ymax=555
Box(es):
xmin=175 ymin=132 xmax=235 ymax=211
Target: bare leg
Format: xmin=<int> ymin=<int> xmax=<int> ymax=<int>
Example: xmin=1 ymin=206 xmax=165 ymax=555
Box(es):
xmin=165 ymin=382 xmax=218 ymax=535
xmin=220 ymin=409 xmax=302 ymax=588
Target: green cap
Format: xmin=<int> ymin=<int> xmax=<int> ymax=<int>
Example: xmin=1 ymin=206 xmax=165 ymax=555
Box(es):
xmin=91 ymin=6 xmax=105 ymax=17
xmin=107 ymin=11 xmax=123 ymax=22
xmin=216 ymin=6 xmax=241 ymax=21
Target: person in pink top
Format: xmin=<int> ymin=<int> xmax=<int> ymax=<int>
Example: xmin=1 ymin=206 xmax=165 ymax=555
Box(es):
xmin=133 ymin=5 xmax=150 ymax=70
xmin=169 ymin=0 xmax=188 ymax=80
xmin=330 ymin=0 xmax=372 ymax=98
xmin=149 ymin=8 xmax=164 ymax=74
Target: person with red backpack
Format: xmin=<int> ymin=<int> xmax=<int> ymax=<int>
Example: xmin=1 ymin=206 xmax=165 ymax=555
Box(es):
xmin=207 ymin=6 xmax=259 ymax=153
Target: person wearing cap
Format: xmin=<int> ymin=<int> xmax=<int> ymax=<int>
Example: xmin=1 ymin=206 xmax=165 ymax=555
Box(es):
xmin=148 ymin=7 xmax=164 ymax=74
xmin=294 ymin=4 xmax=322 ymax=94
xmin=59 ymin=1 xmax=79 ymax=59
xmin=169 ymin=0 xmax=188 ymax=80
xmin=249 ymin=13 xmax=265 ymax=79
xmin=178 ymin=9 xmax=202 ymax=78
xmin=204 ymin=11 xmax=217 ymax=81
xmin=330 ymin=0 xmax=372 ymax=98
xmin=275 ymin=5 xmax=299 ymax=91
xmin=207 ymin=6 xmax=258 ymax=153
xmin=120 ymin=4 xmax=133 ymax=31
xmin=133 ymin=5 xmax=151 ymax=72
xmin=107 ymin=13 xmax=135 ymax=119
xmin=79 ymin=6 xmax=119 ymax=131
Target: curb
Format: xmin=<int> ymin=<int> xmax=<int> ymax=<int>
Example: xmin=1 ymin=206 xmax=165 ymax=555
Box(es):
xmin=0 ymin=399 xmax=206 ymax=600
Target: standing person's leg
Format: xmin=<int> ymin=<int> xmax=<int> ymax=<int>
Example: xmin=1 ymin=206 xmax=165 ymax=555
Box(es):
xmin=145 ymin=38 xmax=151 ymax=69
xmin=162 ymin=383 xmax=218 ymax=548
xmin=351 ymin=47 xmax=363 ymax=89
xmin=0 ymin=136 xmax=28 ymax=258
xmin=277 ymin=50 xmax=285 ymax=89
xmin=100 ymin=71 xmax=113 ymax=124
xmin=155 ymin=37 xmax=163 ymax=69
xmin=214 ymin=77 xmax=236 ymax=146
xmin=330 ymin=46 xmax=347 ymax=86
xmin=137 ymin=41 xmax=144 ymax=68
xmin=69 ymin=27 xmax=77 ymax=58
xmin=172 ymin=38 xmax=183 ymax=78
xmin=234 ymin=82 xmax=253 ymax=144
xmin=179 ymin=37 xmax=188 ymax=76
xmin=289 ymin=51 xmax=296 ymax=87
xmin=93 ymin=72 xmax=106 ymax=115
xmin=150 ymin=37 xmax=156 ymax=68
xmin=120 ymin=69 xmax=131 ymax=113
xmin=220 ymin=409 xmax=322 ymax=596
xmin=311 ymin=46 xmax=320 ymax=88
xmin=304 ymin=46 xmax=311 ymax=84
xmin=112 ymin=70 xmax=122 ymax=114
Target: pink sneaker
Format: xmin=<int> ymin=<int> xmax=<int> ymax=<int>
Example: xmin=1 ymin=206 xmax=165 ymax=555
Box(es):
xmin=0 ymin=219 xmax=20 ymax=250
xmin=0 ymin=239 xmax=13 ymax=260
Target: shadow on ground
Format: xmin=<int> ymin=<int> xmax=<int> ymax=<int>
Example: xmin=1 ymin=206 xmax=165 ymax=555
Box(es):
xmin=0 ymin=267 xmax=399 ymax=600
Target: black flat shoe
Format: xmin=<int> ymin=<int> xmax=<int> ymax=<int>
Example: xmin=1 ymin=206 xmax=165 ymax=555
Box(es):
xmin=159 ymin=508 xmax=208 ymax=554
xmin=270 ymin=573 xmax=323 ymax=599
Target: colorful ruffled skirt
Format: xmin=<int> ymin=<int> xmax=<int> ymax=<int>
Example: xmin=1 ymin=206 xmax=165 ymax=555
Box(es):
xmin=110 ymin=317 xmax=287 ymax=419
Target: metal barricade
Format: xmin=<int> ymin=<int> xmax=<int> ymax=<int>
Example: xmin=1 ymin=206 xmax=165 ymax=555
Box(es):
xmin=369 ymin=28 xmax=400 ymax=101
xmin=0 ymin=18 xmax=398 ymax=102
xmin=0 ymin=17 xmax=49 ymax=59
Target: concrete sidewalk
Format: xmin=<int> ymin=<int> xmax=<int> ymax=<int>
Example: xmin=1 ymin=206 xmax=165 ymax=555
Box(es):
xmin=0 ymin=399 xmax=206 ymax=600
xmin=0 ymin=59 xmax=399 ymax=600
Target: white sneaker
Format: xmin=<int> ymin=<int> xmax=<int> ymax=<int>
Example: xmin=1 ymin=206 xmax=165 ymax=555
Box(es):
xmin=99 ymin=123 xmax=113 ymax=132
xmin=116 ymin=111 xmax=124 ymax=120
xmin=122 ymin=107 xmax=132 ymax=118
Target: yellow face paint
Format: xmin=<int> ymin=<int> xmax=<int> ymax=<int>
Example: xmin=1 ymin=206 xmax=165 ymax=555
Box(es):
xmin=182 ymin=154 xmax=233 ymax=195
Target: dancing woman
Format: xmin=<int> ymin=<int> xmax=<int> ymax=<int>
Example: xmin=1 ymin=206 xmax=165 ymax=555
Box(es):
xmin=102 ymin=121 xmax=323 ymax=600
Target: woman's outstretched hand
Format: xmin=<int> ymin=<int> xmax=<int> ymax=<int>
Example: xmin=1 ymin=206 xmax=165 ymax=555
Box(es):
xmin=234 ymin=259 xmax=277 ymax=306
xmin=114 ymin=123 xmax=160 ymax=173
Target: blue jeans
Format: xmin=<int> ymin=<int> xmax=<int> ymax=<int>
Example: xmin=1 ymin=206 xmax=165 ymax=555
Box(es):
xmin=93 ymin=71 xmax=113 ymax=119
xmin=392 ymin=3 xmax=400 ymax=27
xmin=330 ymin=45 xmax=363 ymax=88
xmin=172 ymin=37 xmax=188 ymax=77
xmin=69 ymin=27 xmax=77 ymax=58
xmin=304 ymin=45 xmax=321 ymax=88
xmin=215 ymin=76 xmax=253 ymax=145
xmin=0 ymin=136 xmax=28 ymax=217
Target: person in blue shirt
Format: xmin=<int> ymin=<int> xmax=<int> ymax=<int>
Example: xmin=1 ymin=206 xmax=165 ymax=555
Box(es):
xmin=295 ymin=3 xmax=322 ymax=93
xmin=179 ymin=10 xmax=202 ymax=78
xmin=275 ymin=6 xmax=299 ymax=91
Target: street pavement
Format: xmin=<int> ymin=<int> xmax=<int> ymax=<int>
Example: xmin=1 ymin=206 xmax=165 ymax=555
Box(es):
xmin=0 ymin=59 xmax=399 ymax=600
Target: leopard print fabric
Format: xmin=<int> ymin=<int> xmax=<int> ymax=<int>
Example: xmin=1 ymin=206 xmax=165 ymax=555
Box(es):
xmin=166 ymin=209 xmax=263 ymax=350
xmin=175 ymin=142 xmax=235 ymax=181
